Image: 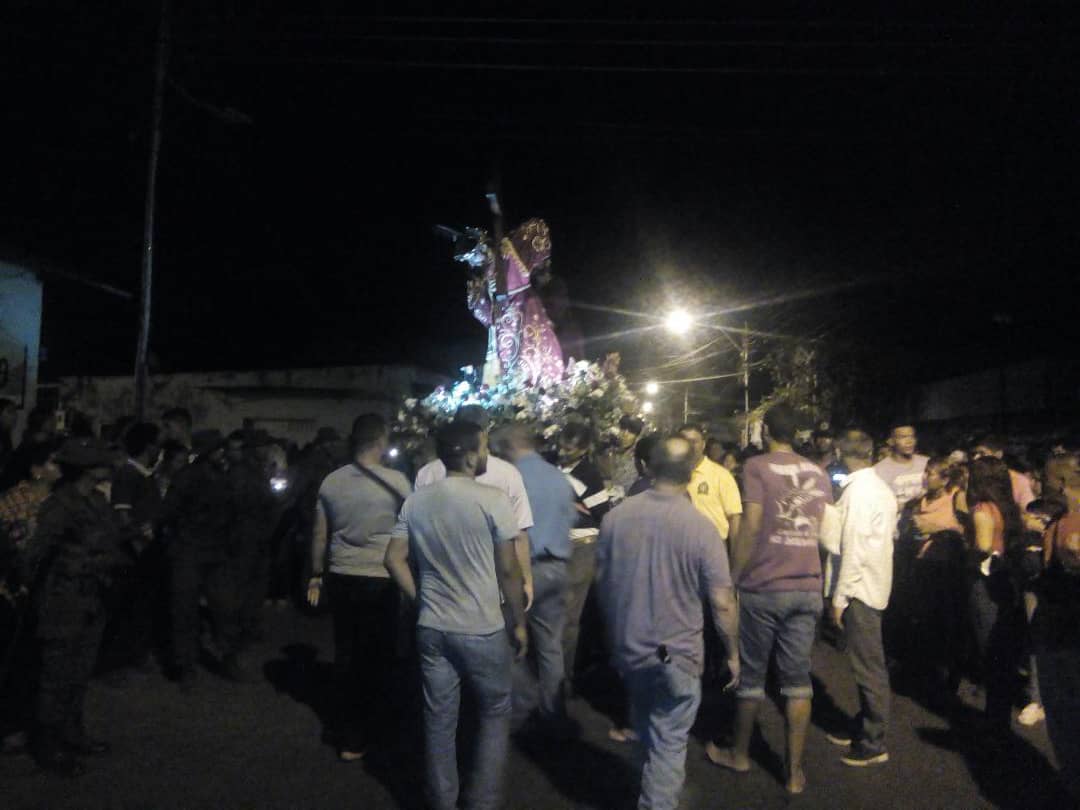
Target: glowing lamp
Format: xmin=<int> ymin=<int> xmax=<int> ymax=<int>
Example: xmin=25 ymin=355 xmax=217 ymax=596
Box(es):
xmin=664 ymin=309 xmax=693 ymax=335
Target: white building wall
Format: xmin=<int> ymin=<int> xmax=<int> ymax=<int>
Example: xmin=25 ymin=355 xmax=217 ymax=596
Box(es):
xmin=57 ymin=365 xmax=447 ymax=445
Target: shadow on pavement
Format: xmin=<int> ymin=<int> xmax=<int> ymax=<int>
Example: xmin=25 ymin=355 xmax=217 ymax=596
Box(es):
xmin=514 ymin=728 xmax=638 ymax=809
xmin=809 ymin=673 xmax=854 ymax=739
xmin=263 ymin=644 xmax=426 ymax=809
xmin=263 ymin=644 xmax=335 ymax=745
xmin=917 ymin=723 xmax=1076 ymax=809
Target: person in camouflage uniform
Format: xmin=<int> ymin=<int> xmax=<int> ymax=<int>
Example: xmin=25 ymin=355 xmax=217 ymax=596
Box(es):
xmin=22 ymin=437 xmax=134 ymax=776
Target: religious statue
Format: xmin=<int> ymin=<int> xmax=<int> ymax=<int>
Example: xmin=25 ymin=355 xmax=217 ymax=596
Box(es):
xmin=455 ymin=218 xmax=566 ymax=388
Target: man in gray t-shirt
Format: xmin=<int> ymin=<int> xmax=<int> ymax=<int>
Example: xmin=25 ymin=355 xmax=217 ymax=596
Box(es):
xmin=596 ymin=436 xmax=738 ymax=810
xmin=305 ymin=414 xmax=412 ymax=760
xmin=317 ymin=462 xmax=411 ymax=578
xmin=385 ymin=421 xmax=527 ymax=810
xmin=392 ymin=476 xmax=518 ymax=634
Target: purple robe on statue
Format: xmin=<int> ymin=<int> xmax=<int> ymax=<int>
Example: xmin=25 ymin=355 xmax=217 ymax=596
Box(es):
xmin=467 ymin=218 xmax=565 ymax=387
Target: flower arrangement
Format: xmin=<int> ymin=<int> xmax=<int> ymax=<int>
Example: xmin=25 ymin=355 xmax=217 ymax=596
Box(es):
xmin=394 ymin=357 xmax=645 ymax=453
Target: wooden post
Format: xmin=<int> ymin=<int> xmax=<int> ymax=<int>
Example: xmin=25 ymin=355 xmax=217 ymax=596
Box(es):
xmin=486 ymin=181 xmax=506 ymax=298
xmin=741 ymin=324 xmax=751 ymax=446
xmin=134 ymin=0 xmax=169 ymax=421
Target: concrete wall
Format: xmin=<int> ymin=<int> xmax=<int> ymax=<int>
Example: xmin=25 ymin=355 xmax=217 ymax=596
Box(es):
xmin=56 ymin=365 xmax=447 ymax=445
xmin=0 ymin=264 xmax=42 ymax=440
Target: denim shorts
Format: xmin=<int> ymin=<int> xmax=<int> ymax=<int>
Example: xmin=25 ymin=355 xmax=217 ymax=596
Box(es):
xmin=736 ymin=589 xmax=823 ymax=700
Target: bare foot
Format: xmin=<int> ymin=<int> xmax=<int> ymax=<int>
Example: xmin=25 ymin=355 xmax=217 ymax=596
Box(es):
xmin=704 ymin=742 xmax=750 ymax=773
xmin=339 ymin=749 xmax=366 ymax=762
xmin=786 ymin=766 xmax=806 ymax=795
xmin=607 ymin=727 xmax=639 ymax=743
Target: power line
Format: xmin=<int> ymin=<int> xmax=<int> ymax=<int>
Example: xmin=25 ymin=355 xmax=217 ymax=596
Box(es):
xmin=279 ymin=15 xmax=1067 ymax=31
xmin=184 ymin=54 xmax=1061 ymax=79
xmin=189 ymin=32 xmax=1050 ymax=50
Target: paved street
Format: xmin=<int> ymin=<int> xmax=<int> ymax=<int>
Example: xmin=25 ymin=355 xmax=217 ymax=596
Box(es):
xmin=2 ymin=608 xmax=1072 ymax=810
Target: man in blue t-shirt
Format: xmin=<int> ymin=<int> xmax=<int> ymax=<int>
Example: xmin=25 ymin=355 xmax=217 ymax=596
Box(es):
xmin=597 ymin=436 xmax=738 ymax=810
xmin=491 ymin=424 xmax=577 ymax=731
xmin=386 ymin=421 xmax=527 ymax=810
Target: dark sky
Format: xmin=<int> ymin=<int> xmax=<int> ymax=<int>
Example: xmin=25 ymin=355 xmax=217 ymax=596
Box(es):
xmin=4 ymin=3 xmax=1078 ymax=410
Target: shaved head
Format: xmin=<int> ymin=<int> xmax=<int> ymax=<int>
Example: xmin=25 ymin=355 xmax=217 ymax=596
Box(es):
xmin=651 ymin=437 xmax=695 ymax=485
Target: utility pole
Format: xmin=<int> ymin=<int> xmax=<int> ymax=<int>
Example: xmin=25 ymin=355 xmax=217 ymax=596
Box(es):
xmin=741 ymin=323 xmax=751 ymax=447
xmin=683 ymin=385 xmax=690 ymax=424
xmin=134 ymin=0 xmax=170 ymax=421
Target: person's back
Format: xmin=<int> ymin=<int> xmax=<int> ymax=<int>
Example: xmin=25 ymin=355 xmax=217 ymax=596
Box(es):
xmin=599 ymin=489 xmax=728 ymax=676
xmin=321 ymin=462 xmax=410 ymax=578
xmin=160 ymin=460 xmax=233 ymax=557
xmin=514 ymin=451 xmax=576 ymax=560
xmin=402 ymin=476 xmax=516 ymax=635
xmin=415 ymin=454 xmax=533 ymax=534
xmin=738 ymin=449 xmax=832 ymax=593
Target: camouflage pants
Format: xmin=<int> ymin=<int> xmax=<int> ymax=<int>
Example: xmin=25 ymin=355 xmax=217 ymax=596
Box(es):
xmin=37 ymin=610 xmax=106 ymax=741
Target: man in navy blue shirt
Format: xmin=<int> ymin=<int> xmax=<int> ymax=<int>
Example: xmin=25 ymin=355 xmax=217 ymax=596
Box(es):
xmin=492 ymin=424 xmax=578 ymax=732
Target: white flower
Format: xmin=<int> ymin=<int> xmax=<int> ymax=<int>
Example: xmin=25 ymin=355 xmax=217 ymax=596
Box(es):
xmin=404 ymin=398 xmax=418 ymax=409
xmin=543 ymin=424 xmax=560 ymax=439
xmin=588 ymin=388 xmax=605 ymax=399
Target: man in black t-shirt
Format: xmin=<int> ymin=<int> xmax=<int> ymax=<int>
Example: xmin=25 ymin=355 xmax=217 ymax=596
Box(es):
xmin=105 ymin=423 xmax=163 ymax=674
xmin=557 ymin=422 xmax=613 ymax=691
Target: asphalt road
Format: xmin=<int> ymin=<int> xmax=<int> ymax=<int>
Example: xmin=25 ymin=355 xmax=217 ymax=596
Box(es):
xmin=2 ymin=607 xmax=1073 ymax=810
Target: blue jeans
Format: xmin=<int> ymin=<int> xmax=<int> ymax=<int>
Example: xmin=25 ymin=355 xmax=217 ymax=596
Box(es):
xmin=625 ymin=663 xmax=702 ymax=810
xmin=736 ymin=589 xmax=823 ymax=700
xmin=513 ymin=558 xmax=569 ymax=723
xmin=418 ymin=626 xmax=513 ymax=810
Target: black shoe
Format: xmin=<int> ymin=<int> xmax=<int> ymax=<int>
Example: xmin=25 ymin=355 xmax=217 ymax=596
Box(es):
xmin=841 ymin=744 xmax=889 ymax=767
xmin=826 ymin=732 xmax=853 ymax=747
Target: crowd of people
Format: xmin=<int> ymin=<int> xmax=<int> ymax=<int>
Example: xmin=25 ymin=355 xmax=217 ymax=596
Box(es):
xmin=0 ymin=400 xmax=348 ymax=776
xmin=0 ymin=393 xmax=1077 ymax=809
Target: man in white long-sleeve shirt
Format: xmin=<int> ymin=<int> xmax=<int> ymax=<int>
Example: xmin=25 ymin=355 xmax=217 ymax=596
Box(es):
xmin=829 ymin=430 xmax=897 ymax=767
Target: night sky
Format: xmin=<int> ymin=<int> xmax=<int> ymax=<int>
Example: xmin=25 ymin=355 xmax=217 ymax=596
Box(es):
xmin=4 ymin=3 xmax=1078 ymax=414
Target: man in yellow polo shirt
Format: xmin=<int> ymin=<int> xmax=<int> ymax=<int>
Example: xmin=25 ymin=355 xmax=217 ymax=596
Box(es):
xmin=678 ymin=424 xmax=742 ymax=542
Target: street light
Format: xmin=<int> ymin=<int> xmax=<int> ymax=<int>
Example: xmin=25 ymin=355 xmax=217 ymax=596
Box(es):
xmin=663 ymin=308 xmax=694 ymax=336
xmin=642 ymin=401 xmax=655 ymax=414
xmin=645 ymin=381 xmax=659 ymax=395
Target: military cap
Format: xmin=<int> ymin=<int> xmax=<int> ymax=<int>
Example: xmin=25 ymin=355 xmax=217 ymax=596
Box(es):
xmin=54 ymin=436 xmax=117 ymax=468
xmin=191 ymin=429 xmax=226 ymax=458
